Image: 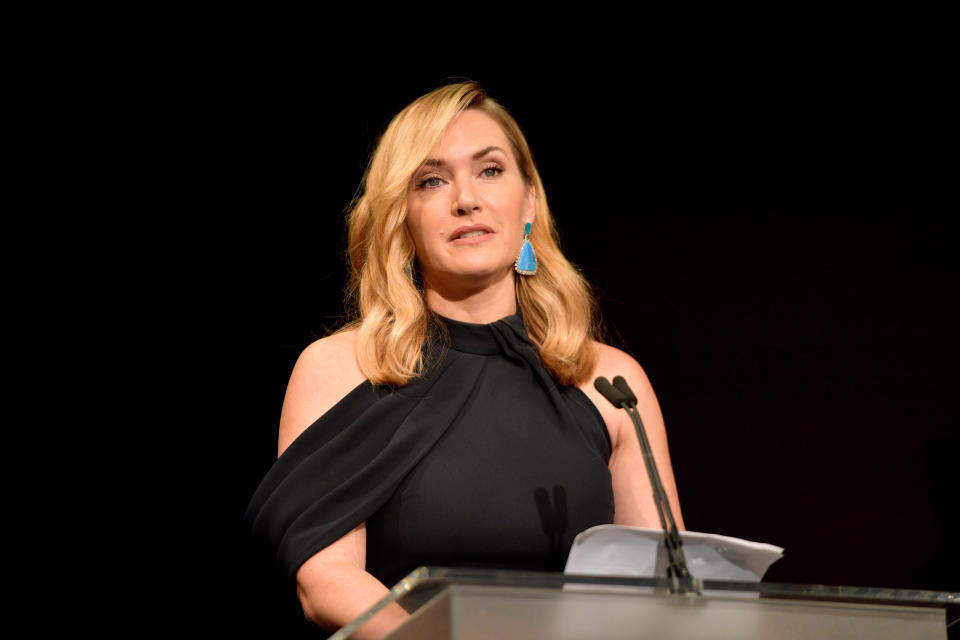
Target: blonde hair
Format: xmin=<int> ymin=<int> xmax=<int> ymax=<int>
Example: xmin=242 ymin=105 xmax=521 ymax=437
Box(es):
xmin=344 ymin=81 xmax=599 ymax=386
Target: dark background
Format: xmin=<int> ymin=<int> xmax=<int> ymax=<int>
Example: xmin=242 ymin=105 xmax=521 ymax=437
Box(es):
xmin=166 ymin=33 xmax=957 ymax=634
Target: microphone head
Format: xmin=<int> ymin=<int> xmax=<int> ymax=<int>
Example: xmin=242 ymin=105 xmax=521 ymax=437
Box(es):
xmin=594 ymin=376 xmax=628 ymax=408
xmin=612 ymin=376 xmax=638 ymax=407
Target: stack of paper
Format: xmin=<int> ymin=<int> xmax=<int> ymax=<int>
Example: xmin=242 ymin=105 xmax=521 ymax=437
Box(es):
xmin=565 ymin=525 xmax=783 ymax=582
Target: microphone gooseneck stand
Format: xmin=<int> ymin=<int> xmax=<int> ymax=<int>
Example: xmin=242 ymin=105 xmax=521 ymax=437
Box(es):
xmin=594 ymin=375 xmax=701 ymax=595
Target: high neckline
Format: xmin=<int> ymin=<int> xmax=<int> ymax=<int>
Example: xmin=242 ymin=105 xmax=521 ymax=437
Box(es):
xmin=431 ymin=313 xmax=529 ymax=355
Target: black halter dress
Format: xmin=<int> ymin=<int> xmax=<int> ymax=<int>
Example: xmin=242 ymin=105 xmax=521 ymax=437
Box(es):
xmin=245 ymin=314 xmax=615 ymax=588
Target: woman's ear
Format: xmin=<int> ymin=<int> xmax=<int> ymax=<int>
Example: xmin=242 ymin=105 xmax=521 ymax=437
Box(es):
xmin=524 ymin=183 xmax=537 ymax=226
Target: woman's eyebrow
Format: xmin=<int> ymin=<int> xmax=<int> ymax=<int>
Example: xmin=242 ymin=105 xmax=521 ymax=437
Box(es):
xmin=421 ymin=146 xmax=506 ymax=168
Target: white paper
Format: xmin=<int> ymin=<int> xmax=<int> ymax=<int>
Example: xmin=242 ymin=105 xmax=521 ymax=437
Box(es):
xmin=565 ymin=524 xmax=783 ymax=582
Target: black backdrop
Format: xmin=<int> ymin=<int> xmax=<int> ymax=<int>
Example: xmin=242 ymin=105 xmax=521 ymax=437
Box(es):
xmin=169 ymin=34 xmax=957 ymax=634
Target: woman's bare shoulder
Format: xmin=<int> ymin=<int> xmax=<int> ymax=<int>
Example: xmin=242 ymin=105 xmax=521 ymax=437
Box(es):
xmin=297 ymin=328 xmax=362 ymax=371
xmin=577 ymin=341 xmax=658 ymax=446
xmin=583 ymin=340 xmax=650 ymax=384
xmin=277 ymin=328 xmax=366 ymax=456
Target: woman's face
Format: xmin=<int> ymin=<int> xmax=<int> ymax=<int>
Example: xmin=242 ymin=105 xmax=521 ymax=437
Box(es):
xmin=406 ymin=109 xmax=535 ymax=290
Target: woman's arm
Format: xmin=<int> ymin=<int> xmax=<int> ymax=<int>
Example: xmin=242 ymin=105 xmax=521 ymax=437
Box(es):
xmin=277 ymin=331 xmax=409 ymax=637
xmin=581 ymin=343 xmax=685 ymax=530
xmin=295 ymin=524 xmax=408 ymax=638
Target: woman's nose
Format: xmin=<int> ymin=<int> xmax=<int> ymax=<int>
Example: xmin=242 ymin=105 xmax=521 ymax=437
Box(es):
xmin=452 ymin=177 xmax=480 ymax=216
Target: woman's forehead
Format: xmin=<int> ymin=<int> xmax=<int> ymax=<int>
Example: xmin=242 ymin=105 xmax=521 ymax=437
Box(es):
xmin=430 ymin=110 xmax=511 ymax=160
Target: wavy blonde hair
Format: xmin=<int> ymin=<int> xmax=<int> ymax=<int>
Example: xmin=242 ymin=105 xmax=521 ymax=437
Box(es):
xmin=344 ymin=81 xmax=599 ymax=386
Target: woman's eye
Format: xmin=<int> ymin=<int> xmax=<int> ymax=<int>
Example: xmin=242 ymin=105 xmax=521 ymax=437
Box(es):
xmin=417 ymin=165 xmax=501 ymax=189
xmin=418 ymin=176 xmax=443 ymax=189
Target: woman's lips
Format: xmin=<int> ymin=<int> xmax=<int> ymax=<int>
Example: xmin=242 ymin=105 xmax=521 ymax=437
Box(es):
xmin=449 ymin=225 xmax=494 ymax=245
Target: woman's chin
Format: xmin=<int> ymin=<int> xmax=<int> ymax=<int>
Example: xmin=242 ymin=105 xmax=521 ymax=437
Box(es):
xmin=430 ymin=264 xmax=514 ymax=288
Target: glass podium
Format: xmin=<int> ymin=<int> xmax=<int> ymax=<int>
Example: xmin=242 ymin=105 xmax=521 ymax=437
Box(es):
xmin=332 ymin=566 xmax=959 ymax=639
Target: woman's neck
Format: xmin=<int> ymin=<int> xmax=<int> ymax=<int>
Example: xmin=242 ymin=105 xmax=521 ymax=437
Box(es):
xmin=423 ymin=271 xmax=518 ymax=324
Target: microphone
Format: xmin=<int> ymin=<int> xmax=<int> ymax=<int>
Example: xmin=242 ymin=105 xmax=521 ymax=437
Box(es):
xmin=594 ymin=375 xmax=698 ymax=595
xmin=593 ymin=376 xmax=627 ymax=407
xmin=612 ymin=376 xmax=637 ymax=407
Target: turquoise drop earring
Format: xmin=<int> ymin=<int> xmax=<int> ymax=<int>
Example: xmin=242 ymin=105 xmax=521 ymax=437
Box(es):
xmin=514 ymin=222 xmax=537 ymax=275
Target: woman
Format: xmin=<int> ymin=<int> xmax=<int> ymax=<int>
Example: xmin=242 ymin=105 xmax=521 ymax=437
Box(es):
xmin=246 ymin=81 xmax=685 ymax=637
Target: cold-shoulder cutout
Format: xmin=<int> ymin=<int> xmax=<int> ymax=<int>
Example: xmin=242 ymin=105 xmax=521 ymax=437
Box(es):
xmin=278 ymin=329 xmax=365 ymax=457
xmin=577 ymin=341 xmax=657 ymax=450
xmin=590 ymin=341 xmax=662 ymax=427
xmin=246 ymin=313 xmax=616 ymax=584
xmin=589 ymin=340 xmax=650 ymax=379
xmin=578 ymin=340 xmax=685 ymax=530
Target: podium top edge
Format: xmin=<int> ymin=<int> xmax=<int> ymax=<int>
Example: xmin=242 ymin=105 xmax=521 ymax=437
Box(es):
xmin=394 ymin=566 xmax=959 ymax=607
